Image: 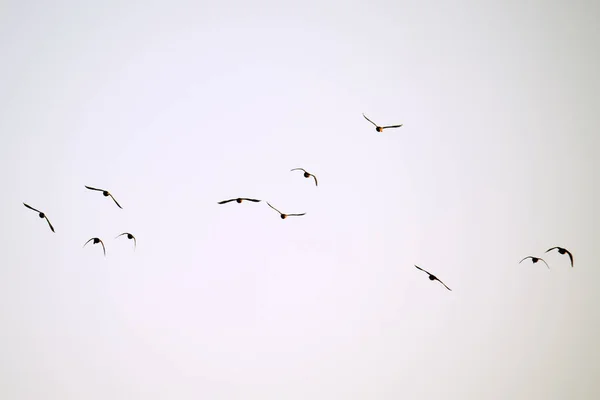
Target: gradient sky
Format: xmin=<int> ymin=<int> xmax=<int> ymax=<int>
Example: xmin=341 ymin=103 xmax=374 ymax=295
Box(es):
xmin=1 ymin=1 xmax=599 ymax=399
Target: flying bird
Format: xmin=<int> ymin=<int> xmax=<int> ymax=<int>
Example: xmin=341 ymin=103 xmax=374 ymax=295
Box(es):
xmin=267 ymin=202 xmax=306 ymax=219
xmin=545 ymin=247 xmax=574 ymax=267
xmin=116 ymin=232 xmax=136 ymax=250
xmin=414 ymin=265 xmax=452 ymax=291
xmin=23 ymin=203 xmax=55 ymax=232
xmin=218 ymin=198 xmax=262 ymax=204
xmin=291 ymin=168 xmax=318 ymax=186
xmin=519 ymin=256 xmax=549 ymax=269
xmin=85 ymin=186 xmax=122 ymax=209
xmin=363 ymin=113 xmax=403 ymax=132
xmin=83 ymin=237 xmax=106 ymax=256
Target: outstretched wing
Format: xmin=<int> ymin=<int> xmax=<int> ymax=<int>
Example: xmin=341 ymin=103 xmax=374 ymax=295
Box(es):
xmin=311 ymin=174 xmax=318 ymax=186
xmin=218 ymin=199 xmax=236 ymax=204
xmin=109 ymin=194 xmax=123 ymax=209
xmin=290 ymin=168 xmax=306 ymax=172
xmin=83 ymin=238 xmax=94 ymax=248
xmin=132 ymin=236 xmax=137 ymax=250
xmin=287 ymin=213 xmax=306 ymax=217
xmin=362 ymin=113 xmax=378 ymax=127
xmin=382 ymin=124 xmax=403 ymax=129
xmin=85 ymin=185 xmax=104 ymax=192
xmin=115 ymin=232 xmax=128 ymax=239
xmin=565 ymin=250 xmax=574 ymax=267
xmin=545 ymin=247 xmax=560 ymax=253
xmin=23 ymin=203 xmax=41 ymax=213
xmin=539 ymin=258 xmax=550 ymax=269
xmin=519 ymin=256 xmax=533 ymax=264
xmin=435 ymin=278 xmax=452 ymax=291
xmin=44 ymin=216 xmax=55 ymax=233
xmin=241 ymin=198 xmax=261 ymax=202
xmin=99 ymin=240 xmax=106 ymax=256
xmin=267 ymin=202 xmax=282 ymax=214
xmin=414 ymin=265 xmax=432 ymax=276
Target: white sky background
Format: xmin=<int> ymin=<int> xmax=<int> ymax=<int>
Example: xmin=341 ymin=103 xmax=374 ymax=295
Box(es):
xmin=1 ymin=0 xmax=599 ymax=398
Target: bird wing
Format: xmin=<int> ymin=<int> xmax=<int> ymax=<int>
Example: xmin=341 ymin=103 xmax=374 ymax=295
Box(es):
xmin=241 ymin=198 xmax=261 ymax=202
xmin=115 ymin=232 xmax=127 ymax=239
xmin=85 ymin=185 xmax=104 ymax=191
xmin=382 ymin=124 xmax=403 ymax=129
xmin=519 ymin=256 xmax=533 ymax=264
xmin=545 ymin=247 xmax=560 ymax=253
xmin=362 ymin=113 xmax=378 ymax=127
xmin=565 ymin=249 xmax=574 ymax=267
xmin=267 ymin=202 xmax=282 ymax=214
xmin=414 ymin=265 xmax=432 ymax=275
xmin=290 ymin=168 xmax=306 ymax=172
xmin=83 ymin=238 xmax=94 ymax=248
xmin=311 ymin=174 xmax=318 ymax=186
xmin=132 ymin=236 xmax=137 ymax=250
xmin=109 ymin=194 xmax=123 ymax=209
xmin=539 ymin=258 xmax=550 ymax=269
xmin=218 ymin=199 xmax=235 ymax=204
xmin=23 ymin=203 xmax=41 ymax=213
xmin=99 ymin=240 xmax=106 ymax=256
xmin=287 ymin=213 xmax=306 ymax=217
xmin=435 ymin=278 xmax=452 ymax=291
xmin=44 ymin=216 xmax=55 ymax=233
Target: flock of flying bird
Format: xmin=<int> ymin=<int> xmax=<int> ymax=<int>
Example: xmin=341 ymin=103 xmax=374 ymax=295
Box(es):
xmin=23 ymin=185 xmax=136 ymax=257
xmin=22 ymin=113 xmax=574 ymax=291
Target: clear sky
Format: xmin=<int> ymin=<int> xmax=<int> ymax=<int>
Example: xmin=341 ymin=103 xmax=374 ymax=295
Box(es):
xmin=1 ymin=0 xmax=599 ymax=399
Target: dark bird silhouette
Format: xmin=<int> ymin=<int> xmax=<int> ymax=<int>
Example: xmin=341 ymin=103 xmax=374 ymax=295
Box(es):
xmin=363 ymin=113 xmax=403 ymax=132
xmin=116 ymin=232 xmax=136 ymax=250
xmin=218 ymin=198 xmax=262 ymax=204
xmin=267 ymin=202 xmax=306 ymax=219
xmin=83 ymin=237 xmax=106 ymax=256
xmin=414 ymin=265 xmax=452 ymax=291
xmin=85 ymin=186 xmax=122 ymax=209
xmin=291 ymin=168 xmax=318 ymax=186
xmin=545 ymin=247 xmax=574 ymax=267
xmin=519 ymin=256 xmax=549 ymax=269
xmin=23 ymin=203 xmax=55 ymax=232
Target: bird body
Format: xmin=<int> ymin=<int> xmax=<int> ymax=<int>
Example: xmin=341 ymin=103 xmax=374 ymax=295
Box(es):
xmin=83 ymin=237 xmax=106 ymax=256
xmin=545 ymin=247 xmax=574 ymax=267
xmin=414 ymin=265 xmax=452 ymax=291
xmin=267 ymin=202 xmax=306 ymax=219
xmin=218 ymin=198 xmax=261 ymax=204
xmin=23 ymin=203 xmax=55 ymax=232
xmin=85 ymin=186 xmax=122 ymax=209
xmin=519 ymin=256 xmax=550 ymax=269
xmin=291 ymin=168 xmax=318 ymax=186
xmin=363 ymin=113 xmax=403 ymax=132
xmin=116 ymin=232 xmax=136 ymax=250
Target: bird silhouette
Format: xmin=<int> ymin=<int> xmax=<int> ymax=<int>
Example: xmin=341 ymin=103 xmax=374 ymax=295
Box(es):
xmin=116 ymin=232 xmax=136 ymax=250
xmin=291 ymin=168 xmax=318 ymax=186
xmin=519 ymin=256 xmax=549 ymax=269
xmin=414 ymin=265 xmax=452 ymax=291
xmin=267 ymin=202 xmax=306 ymax=219
xmin=23 ymin=203 xmax=55 ymax=232
xmin=545 ymin=247 xmax=574 ymax=267
xmin=218 ymin=198 xmax=261 ymax=204
xmin=363 ymin=113 xmax=403 ymax=132
xmin=85 ymin=186 xmax=122 ymax=209
xmin=83 ymin=237 xmax=106 ymax=256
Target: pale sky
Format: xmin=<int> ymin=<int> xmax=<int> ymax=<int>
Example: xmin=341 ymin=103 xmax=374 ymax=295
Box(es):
xmin=1 ymin=0 xmax=599 ymax=399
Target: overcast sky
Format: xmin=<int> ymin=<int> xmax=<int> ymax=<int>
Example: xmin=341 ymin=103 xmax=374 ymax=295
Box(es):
xmin=1 ymin=0 xmax=599 ymax=399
